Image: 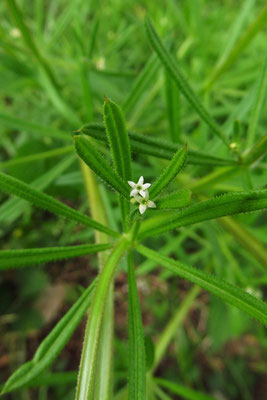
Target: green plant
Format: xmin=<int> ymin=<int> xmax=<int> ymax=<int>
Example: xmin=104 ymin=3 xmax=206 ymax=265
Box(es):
xmin=1 ymin=1 xmax=267 ymax=399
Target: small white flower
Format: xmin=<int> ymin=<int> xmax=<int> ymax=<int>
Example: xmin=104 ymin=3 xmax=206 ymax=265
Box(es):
xmin=128 ymin=176 xmax=151 ymax=198
xmin=135 ymin=191 xmax=156 ymax=215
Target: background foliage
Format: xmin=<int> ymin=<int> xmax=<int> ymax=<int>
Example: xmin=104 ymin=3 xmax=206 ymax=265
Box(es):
xmin=0 ymin=0 xmax=267 ymax=399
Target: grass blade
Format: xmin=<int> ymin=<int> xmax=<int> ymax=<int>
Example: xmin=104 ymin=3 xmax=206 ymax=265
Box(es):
xmin=243 ymin=133 xmax=267 ymax=165
xmin=246 ymin=56 xmax=267 ymax=148
xmin=152 ymin=286 xmax=200 ymax=372
xmin=0 ymin=243 xmax=112 ymax=270
xmin=6 ymin=0 xmax=58 ymax=88
xmin=122 ymin=54 xmax=160 ymax=116
xmin=74 ymin=135 xmax=129 ymax=199
xmin=204 ymin=4 xmax=267 ymax=90
xmin=0 ymin=111 xmax=70 ymax=142
xmin=0 ymin=146 xmax=73 ymax=169
xmin=75 ymin=238 xmax=129 ymax=400
xmin=1 ymin=279 xmax=97 ymax=395
xmin=0 ymin=155 xmax=76 ymax=225
xmin=145 ymin=17 xmax=229 ymax=146
xmin=136 ymin=245 xmax=267 ymax=325
xmin=127 ymin=252 xmax=146 ymax=400
xmin=139 ymin=189 xmax=267 ymax=238
xmin=164 ymin=68 xmax=180 ymax=142
xmin=0 ymin=171 xmax=119 ymax=237
xmin=80 ymin=123 xmax=236 ymax=166
xmin=155 ymin=378 xmax=216 ymax=400
xmin=150 ymin=146 xmax=187 ymax=199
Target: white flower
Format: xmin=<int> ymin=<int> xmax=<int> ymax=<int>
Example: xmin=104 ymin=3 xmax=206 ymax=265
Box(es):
xmin=128 ymin=176 xmax=151 ymax=198
xmin=135 ymin=191 xmax=156 ymax=215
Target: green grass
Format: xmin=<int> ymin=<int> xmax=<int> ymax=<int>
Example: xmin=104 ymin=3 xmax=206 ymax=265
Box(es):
xmin=0 ymin=1 xmax=267 ymax=400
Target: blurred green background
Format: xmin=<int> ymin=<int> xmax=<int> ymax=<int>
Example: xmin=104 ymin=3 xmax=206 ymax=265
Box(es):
xmin=0 ymin=0 xmax=267 ymax=399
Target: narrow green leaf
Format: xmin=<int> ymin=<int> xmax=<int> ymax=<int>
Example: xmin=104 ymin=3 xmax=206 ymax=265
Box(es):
xmin=152 ymin=286 xmax=200 ymax=372
xmin=0 ymin=243 xmax=112 ymax=270
xmin=242 ymin=133 xmax=267 ymax=165
xmin=74 ymin=135 xmax=129 ymax=199
xmin=164 ymin=68 xmax=180 ymax=142
xmin=149 ymin=146 xmax=187 ymax=199
xmin=0 ymin=146 xmax=73 ymax=169
xmin=127 ymin=252 xmax=146 ymax=400
xmin=80 ymin=123 xmax=235 ymax=166
xmin=145 ymin=17 xmax=229 ymax=146
xmin=0 ymin=171 xmax=119 ymax=237
xmin=103 ymin=97 xmax=132 ymax=230
xmin=1 ymin=279 xmax=96 ymax=395
xmin=155 ymin=378 xmax=216 ymax=400
xmin=122 ymin=53 xmax=160 ymax=115
xmin=246 ymin=56 xmax=267 ymax=148
xmin=204 ymin=4 xmax=267 ymax=90
xmin=204 ymin=0 xmax=255 ymax=92
xmin=156 ymin=190 xmax=191 ymax=209
xmin=139 ymin=189 xmax=267 ymax=238
xmin=103 ymin=97 xmax=132 ymax=181
xmin=6 ymin=0 xmax=58 ymax=88
xmin=5 ymin=0 xmax=80 ymax=127
xmin=218 ymin=216 xmax=267 ymax=270
xmin=0 ymin=155 xmax=76 ymax=225
xmin=0 ymin=111 xmax=70 ymax=142
xmin=136 ymin=245 xmax=267 ymax=325
xmin=75 ymin=238 xmax=129 ymax=400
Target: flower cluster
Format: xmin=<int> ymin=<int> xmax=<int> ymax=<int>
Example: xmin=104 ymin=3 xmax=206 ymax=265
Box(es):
xmin=128 ymin=176 xmax=156 ymax=214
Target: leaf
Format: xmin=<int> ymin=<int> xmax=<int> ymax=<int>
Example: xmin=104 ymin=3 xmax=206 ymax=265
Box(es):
xmin=127 ymin=252 xmax=146 ymax=400
xmin=79 ymin=123 xmax=235 ymax=166
xmin=0 ymin=155 xmax=76 ymax=225
xmin=243 ymin=133 xmax=267 ymax=165
xmin=122 ymin=53 xmax=160 ymax=115
xmin=164 ymin=68 xmax=180 ymax=142
xmin=6 ymin=0 xmax=58 ymax=88
xmin=155 ymin=378 xmax=216 ymax=400
xmin=0 ymin=243 xmax=112 ymax=270
xmin=0 ymin=146 xmax=73 ymax=169
xmin=144 ymin=17 xmax=229 ymax=147
xmin=152 ymin=286 xmax=200 ymax=372
xmin=103 ymin=97 xmax=132 ymax=181
xmin=156 ymin=190 xmax=192 ymax=209
xmin=0 ymin=171 xmax=119 ymax=237
xmin=204 ymin=4 xmax=267 ymax=90
xmin=74 ymin=134 xmax=129 ymax=199
xmin=0 ymin=111 xmax=70 ymax=142
xmin=75 ymin=238 xmax=129 ymax=400
xmin=136 ymin=245 xmax=267 ymax=325
xmin=149 ymin=146 xmax=187 ymax=199
xmin=1 ymin=279 xmax=96 ymax=395
xmin=139 ymin=189 xmax=267 ymax=238
xmin=246 ymin=56 xmax=267 ymax=148
xmin=103 ymin=97 xmax=132 ymax=230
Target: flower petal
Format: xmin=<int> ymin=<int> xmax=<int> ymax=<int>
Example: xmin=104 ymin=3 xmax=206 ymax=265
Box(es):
xmin=138 ymin=176 xmax=144 ymax=185
xmin=139 ymin=204 xmax=147 ymax=214
xmin=134 ymin=195 xmax=143 ymax=204
xmin=142 ymin=183 xmax=151 ymax=190
xmin=139 ymin=190 xmax=147 ymax=198
xmin=130 ymin=188 xmax=138 ymax=197
xmin=128 ymin=181 xmax=136 ymax=188
xmin=148 ymin=201 xmax=156 ymax=208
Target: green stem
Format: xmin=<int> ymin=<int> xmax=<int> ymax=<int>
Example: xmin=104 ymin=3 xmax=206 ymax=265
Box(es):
xmin=75 ymin=238 xmax=129 ymax=400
